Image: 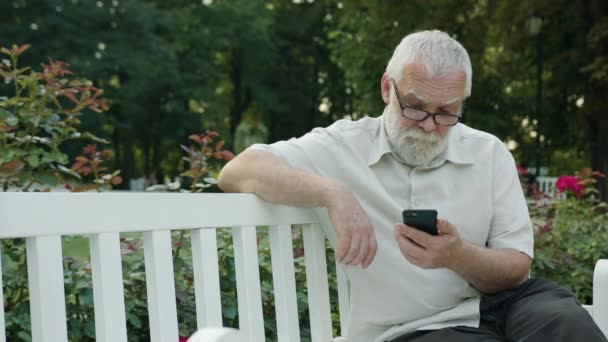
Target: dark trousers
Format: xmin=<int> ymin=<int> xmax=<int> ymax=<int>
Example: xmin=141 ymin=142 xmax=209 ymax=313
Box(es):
xmin=389 ymin=278 xmax=607 ymax=342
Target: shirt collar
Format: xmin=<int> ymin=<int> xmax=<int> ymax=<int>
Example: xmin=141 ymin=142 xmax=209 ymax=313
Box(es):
xmin=367 ymin=110 xmax=394 ymax=166
xmin=368 ymin=110 xmax=474 ymax=167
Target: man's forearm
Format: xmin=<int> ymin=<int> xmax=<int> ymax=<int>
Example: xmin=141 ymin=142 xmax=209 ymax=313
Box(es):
xmin=218 ymin=150 xmax=342 ymax=208
xmin=447 ymin=243 xmax=531 ymax=294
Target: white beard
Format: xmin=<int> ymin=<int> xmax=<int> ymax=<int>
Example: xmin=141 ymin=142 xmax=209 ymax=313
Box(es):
xmin=384 ymin=111 xmax=449 ymax=167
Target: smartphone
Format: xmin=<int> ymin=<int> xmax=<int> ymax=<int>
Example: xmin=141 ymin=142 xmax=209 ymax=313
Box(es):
xmin=402 ymin=209 xmax=438 ymax=235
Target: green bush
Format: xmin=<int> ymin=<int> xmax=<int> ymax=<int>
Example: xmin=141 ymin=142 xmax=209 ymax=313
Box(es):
xmin=530 ymin=169 xmax=608 ymax=304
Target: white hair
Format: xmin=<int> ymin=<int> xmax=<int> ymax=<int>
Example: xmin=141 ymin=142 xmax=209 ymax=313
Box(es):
xmin=386 ymin=30 xmax=472 ymax=97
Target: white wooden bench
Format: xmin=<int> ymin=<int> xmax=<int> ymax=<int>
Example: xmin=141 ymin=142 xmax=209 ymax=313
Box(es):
xmin=536 ymin=176 xmax=559 ymax=197
xmin=0 ymin=192 xmax=606 ymax=342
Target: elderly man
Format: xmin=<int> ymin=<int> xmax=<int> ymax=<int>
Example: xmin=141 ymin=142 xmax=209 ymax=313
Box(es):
xmin=218 ymin=30 xmax=606 ymax=342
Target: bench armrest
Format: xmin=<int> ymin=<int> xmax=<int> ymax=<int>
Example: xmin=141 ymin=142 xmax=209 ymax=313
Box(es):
xmin=595 ymin=259 xmax=608 ymax=337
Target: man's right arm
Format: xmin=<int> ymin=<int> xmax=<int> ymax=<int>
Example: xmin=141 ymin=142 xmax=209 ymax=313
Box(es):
xmin=218 ymin=149 xmax=377 ymax=268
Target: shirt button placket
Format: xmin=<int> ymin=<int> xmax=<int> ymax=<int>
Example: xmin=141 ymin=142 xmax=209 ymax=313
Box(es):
xmin=410 ymin=168 xmax=417 ymax=208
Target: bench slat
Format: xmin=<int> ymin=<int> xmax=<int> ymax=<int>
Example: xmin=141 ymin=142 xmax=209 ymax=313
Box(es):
xmin=0 ymin=244 xmax=5 ymax=342
xmin=594 ymin=259 xmax=608 ymax=337
xmin=26 ymin=236 xmax=68 ymax=342
xmin=269 ymin=225 xmax=301 ymax=342
xmin=143 ymin=231 xmax=179 ymax=342
xmin=90 ymin=233 xmax=128 ymax=342
xmin=191 ymin=228 xmax=223 ymax=328
xmin=336 ymin=263 xmax=350 ymax=335
xmin=232 ymin=226 xmax=265 ymax=342
xmin=302 ymin=224 xmax=333 ymax=342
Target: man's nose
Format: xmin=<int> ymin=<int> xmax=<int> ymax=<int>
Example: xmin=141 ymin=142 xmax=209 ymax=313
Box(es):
xmin=417 ymin=114 xmax=438 ymax=132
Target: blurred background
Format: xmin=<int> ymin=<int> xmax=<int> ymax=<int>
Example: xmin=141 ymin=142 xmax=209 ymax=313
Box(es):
xmin=1 ymin=0 xmax=607 ymax=198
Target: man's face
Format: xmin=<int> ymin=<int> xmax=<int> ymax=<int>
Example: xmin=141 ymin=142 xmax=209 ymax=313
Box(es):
xmin=383 ymin=63 xmax=466 ymax=167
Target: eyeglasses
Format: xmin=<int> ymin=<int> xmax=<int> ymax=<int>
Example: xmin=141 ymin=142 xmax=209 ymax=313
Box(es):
xmin=392 ymin=80 xmax=463 ymax=126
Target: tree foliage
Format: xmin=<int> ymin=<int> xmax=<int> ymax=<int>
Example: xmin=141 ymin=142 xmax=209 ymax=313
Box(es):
xmin=1 ymin=0 xmax=607 ymax=194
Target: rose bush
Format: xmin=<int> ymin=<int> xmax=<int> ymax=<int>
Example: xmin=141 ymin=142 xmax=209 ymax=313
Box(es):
xmin=530 ymin=168 xmax=608 ymax=303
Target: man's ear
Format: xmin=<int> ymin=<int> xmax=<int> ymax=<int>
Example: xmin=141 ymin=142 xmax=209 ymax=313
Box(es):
xmin=381 ymin=73 xmax=391 ymax=105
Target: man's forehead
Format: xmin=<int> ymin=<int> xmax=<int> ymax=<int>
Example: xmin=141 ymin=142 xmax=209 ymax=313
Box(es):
xmin=398 ymin=65 xmax=466 ymax=105
xmin=403 ymin=89 xmax=462 ymax=106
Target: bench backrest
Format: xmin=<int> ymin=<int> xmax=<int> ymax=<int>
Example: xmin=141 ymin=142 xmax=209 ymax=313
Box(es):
xmin=0 ymin=193 xmax=349 ymax=342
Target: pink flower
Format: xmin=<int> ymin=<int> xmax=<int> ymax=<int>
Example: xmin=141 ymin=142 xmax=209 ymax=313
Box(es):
xmin=516 ymin=165 xmax=528 ymax=176
xmin=556 ymin=175 xmax=583 ymax=196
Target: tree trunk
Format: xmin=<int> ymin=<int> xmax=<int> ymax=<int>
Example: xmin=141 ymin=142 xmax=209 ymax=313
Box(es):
xmin=583 ymin=0 xmax=608 ymax=201
xmin=229 ymin=47 xmax=251 ymax=144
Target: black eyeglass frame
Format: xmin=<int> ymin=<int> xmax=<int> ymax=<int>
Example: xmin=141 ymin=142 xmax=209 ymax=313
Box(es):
xmin=391 ymin=79 xmax=464 ymax=126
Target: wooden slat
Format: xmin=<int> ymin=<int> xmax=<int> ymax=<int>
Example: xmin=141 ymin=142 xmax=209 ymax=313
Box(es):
xmin=191 ymin=228 xmax=222 ymax=328
xmin=0 ymin=244 xmax=6 ymax=342
xmin=302 ymin=224 xmax=332 ymax=342
xmin=89 ymin=233 xmax=128 ymax=342
xmin=232 ymin=226 xmax=265 ymax=342
xmin=269 ymin=225 xmax=300 ymax=342
xmin=336 ymin=262 xmax=350 ymax=335
xmin=594 ymin=259 xmax=608 ymax=337
xmin=0 ymin=193 xmax=320 ymax=239
xmin=26 ymin=236 xmax=68 ymax=342
xmin=143 ymin=231 xmax=179 ymax=342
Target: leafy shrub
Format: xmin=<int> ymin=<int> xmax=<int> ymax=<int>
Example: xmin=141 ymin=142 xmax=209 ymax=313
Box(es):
xmin=0 ymin=44 xmax=110 ymax=191
xmin=530 ymin=169 xmax=608 ymax=303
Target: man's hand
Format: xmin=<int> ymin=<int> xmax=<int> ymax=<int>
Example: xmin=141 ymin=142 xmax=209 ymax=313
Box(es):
xmin=326 ymin=188 xmax=377 ymax=268
xmin=395 ymin=219 xmax=531 ymax=293
xmin=394 ymin=219 xmax=462 ymax=269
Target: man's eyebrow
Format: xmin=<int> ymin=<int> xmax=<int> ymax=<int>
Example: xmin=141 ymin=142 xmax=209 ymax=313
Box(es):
xmin=405 ymin=92 xmax=462 ymax=107
xmin=404 ymin=91 xmax=425 ymax=103
xmin=441 ymin=97 xmax=462 ymax=106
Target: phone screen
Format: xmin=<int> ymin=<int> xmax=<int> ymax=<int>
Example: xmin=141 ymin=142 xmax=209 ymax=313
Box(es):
xmin=402 ymin=209 xmax=438 ymax=235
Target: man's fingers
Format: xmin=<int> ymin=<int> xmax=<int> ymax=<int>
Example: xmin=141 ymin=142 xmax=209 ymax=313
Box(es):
xmin=342 ymin=234 xmax=361 ymax=264
xmin=362 ymin=234 xmax=377 ymax=268
xmin=436 ymin=219 xmax=455 ymax=235
xmin=397 ymin=224 xmax=432 ymax=247
xmin=395 ymin=229 xmax=425 ymax=259
xmin=336 ymin=234 xmax=351 ymax=262
xmin=350 ymin=235 xmax=368 ymax=266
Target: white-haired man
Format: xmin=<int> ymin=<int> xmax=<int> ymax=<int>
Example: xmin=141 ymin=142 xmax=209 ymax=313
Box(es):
xmin=218 ymin=30 xmax=607 ymax=342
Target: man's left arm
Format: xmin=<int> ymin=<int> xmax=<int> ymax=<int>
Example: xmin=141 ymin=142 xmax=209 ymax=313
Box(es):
xmin=395 ymin=221 xmax=531 ymax=294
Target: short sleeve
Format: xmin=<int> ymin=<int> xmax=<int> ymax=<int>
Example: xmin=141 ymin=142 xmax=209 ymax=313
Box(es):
xmin=487 ymin=144 xmax=534 ymax=258
xmin=247 ymin=127 xmax=346 ymax=247
xmin=247 ymin=126 xmax=343 ymax=178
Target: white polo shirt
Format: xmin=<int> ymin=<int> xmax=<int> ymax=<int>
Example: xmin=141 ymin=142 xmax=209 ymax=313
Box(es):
xmin=249 ymin=113 xmax=534 ymax=342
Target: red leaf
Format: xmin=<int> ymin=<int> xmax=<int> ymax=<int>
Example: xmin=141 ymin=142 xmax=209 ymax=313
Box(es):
xmin=60 ymin=89 xmax=80 ymax=104
xmin=221 ymin=150 xmax=235 ymax=161
xmin=87 ymin=104 xmax=102 ymax=113
xmin=71 ymin=161 xmax=86 ymax=171
xmin=215 ymin=140 xmax=225 ymax=151
xmin=0 ymin=160 xmax=25 ymax=174
xmin=15 ymin=44 xmax=31 ymax=56
xmin=83 ymin=144 xmax=97 ymax=154
xmin=188 ymin=134 xmax=203 ymax=144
